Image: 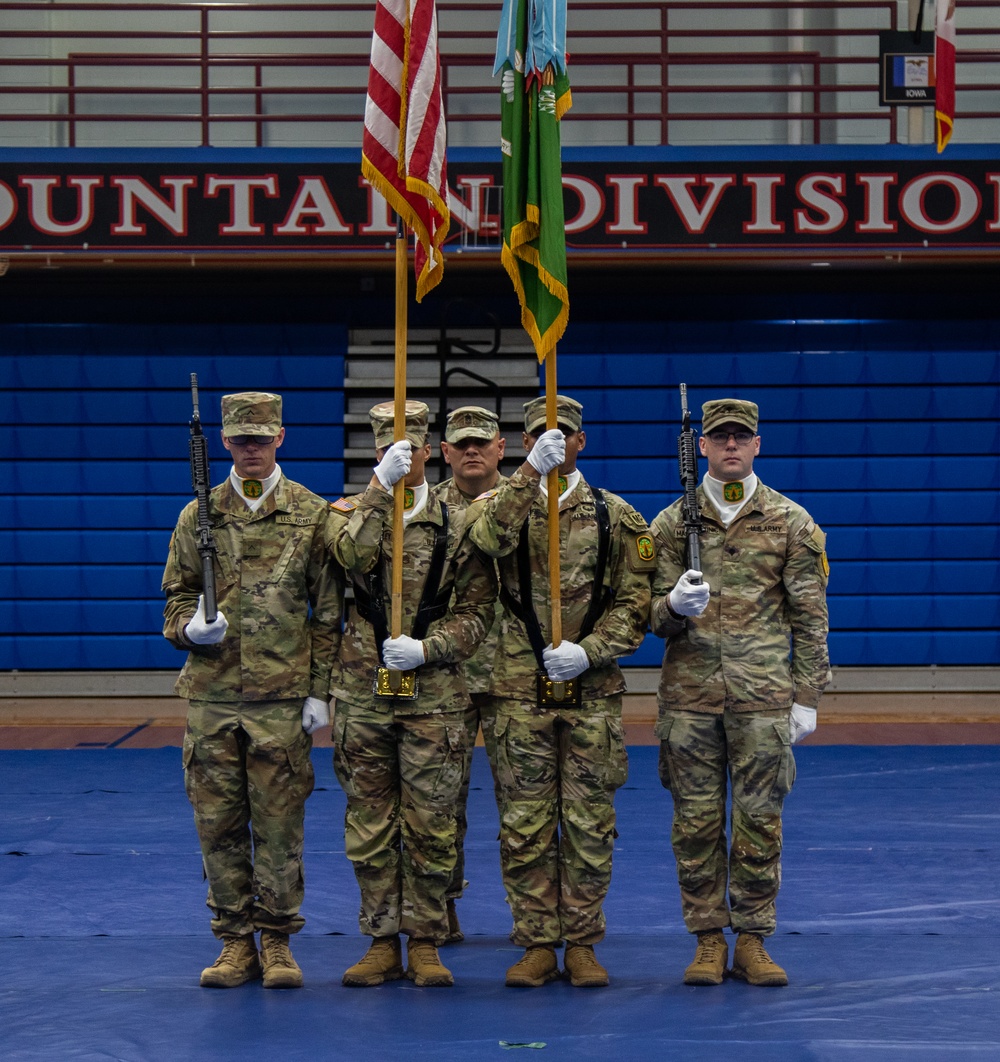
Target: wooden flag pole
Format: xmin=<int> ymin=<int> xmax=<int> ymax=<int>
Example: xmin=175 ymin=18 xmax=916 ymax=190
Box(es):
xmin=545 ymin=349 xmax=562 ymax=649
xmin=390 ymin=214 xmax=407 ymax=690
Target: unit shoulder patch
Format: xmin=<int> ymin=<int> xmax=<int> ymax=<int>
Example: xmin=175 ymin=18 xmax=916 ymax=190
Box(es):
xmin=805 ymin=523 xmax=830 ymax=580
xmin=624 ymin=527 xmax=657 ymax=573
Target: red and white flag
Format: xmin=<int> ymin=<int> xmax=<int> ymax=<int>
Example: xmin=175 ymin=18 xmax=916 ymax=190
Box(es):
xmin=363 ymin=0 xmax=450 ymax=300
xmin=935 ymin=0 xmax=956 ymax=152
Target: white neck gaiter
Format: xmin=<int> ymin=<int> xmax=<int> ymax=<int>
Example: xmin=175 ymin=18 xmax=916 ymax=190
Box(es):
xmin=703 ymin=472 xmax=758 ymax=528
xmin=230 ymin=464 xmax=281 ymax=513
xmin=402 ymin=480 xmax=429 ymax=524
xmin=538 ymin=469 xmax=581 ymax=506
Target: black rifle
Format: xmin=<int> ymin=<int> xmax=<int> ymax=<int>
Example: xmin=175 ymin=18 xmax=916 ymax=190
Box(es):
xmin=189 ymin=373 xmax=218 ymax=622
xmin=677 ymin=383 xmax=702 ymax=582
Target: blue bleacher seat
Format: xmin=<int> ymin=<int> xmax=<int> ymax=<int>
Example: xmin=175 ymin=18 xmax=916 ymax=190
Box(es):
xmin=7 ymin=321 xmax=999 ymax=670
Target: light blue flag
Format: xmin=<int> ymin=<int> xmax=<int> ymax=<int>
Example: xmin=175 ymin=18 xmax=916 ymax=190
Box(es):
xmin=494 ymin=0 xmax=566 ymax=77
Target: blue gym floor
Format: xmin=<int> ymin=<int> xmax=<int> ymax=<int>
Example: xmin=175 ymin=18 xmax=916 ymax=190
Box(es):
xmin=2 ymin=744 xmax=998 ymax=1061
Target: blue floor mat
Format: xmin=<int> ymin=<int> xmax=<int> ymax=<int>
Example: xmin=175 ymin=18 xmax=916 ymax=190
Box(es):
xmin=1 ymin=746 xmax=998 ymax=1060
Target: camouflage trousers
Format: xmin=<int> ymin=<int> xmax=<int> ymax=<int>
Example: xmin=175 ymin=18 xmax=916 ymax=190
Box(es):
xmin=493 ymin=695 xmax=629 ymax=948
xmin=447 ymin=693 xmax=502 ymax=900
xmin=332 ymin=700 xmax=468 ymax=940
xmin=657 ymin=708 xmax=795 ymax=937
xmin=183 ymin=699 xmax=315 ymax=939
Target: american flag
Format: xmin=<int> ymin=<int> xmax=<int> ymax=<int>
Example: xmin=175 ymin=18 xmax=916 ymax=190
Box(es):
xmin=362 ymin=0 xmax=450 ymax=300
xmin=935 ymin=0 xmax=956 ymax=152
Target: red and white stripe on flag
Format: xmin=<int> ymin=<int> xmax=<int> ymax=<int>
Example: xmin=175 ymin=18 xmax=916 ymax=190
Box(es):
xmin=363 ymin=0 xmax=450 ymax=300
xmin=935 ymin=0 xmax=956 ymax=152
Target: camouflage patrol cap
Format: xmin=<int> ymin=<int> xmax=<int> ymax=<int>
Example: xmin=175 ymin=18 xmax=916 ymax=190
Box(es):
xmin=701 ymin=398 xmax=759 ymax=435
xmin=445 ymin=405 xmax=499 ymax=444
xmin=369 ymin=399 xmax=429 ymax=449
xmin=221 ymin=392 xmax=283 ymax=437
xmin=523 ymin=394 xmax=583 ymax=435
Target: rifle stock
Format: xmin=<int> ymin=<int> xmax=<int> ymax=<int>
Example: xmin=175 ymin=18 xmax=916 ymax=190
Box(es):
xmin=189 ymin=373 xmax=218 ymax=622
xmin=677 ymin=383 xmax=703 ymax=583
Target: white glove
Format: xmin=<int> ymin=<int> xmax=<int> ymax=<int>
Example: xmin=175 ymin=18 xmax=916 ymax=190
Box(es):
xmin=668 ymin=569 xmax=710 ymax=617
xmin=373 ymin=439 xmax=413 ymax=490
xmin=184 ymin=595 xmax=229 ymax=645
xmin=301 ymin=696 xmax=330 ymax=735
xmin=382 ymin=634 xmax=426 ymax=671
xmin=526 ymin=428 xmax=566 ymax=476
xmin=789 ymin=703 xmax=817 ymax=744
xmin=542 ymin=641 xmax=590 ymax=681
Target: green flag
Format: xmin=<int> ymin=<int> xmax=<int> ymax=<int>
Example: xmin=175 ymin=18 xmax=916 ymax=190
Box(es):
xmin=497 ymin=0 xmax=571 ymax=364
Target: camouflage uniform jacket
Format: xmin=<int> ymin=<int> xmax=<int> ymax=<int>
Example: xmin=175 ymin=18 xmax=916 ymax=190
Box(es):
xmin=649 ymin=479 xmax=830 ymax=715
xmin=329 ymin=483 xmax=497 ymax=715
xmin=468 ymin=467 xmax=653 ymax=701
xmin=430 ymin=475 xmax=508 ymax=697
xmin=162 ymin=476 xmax=342 ymax=703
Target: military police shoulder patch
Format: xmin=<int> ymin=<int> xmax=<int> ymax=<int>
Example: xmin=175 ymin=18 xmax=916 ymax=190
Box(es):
xmin=620 ymin=509 xmax=648 ymax=533
xmin=330 ymin=497 xmax=359 ymax=514
xmin=620 ymin=510 xmax=656 ymax=572
xmin=625 ymin=531 xmax=657 ymax=572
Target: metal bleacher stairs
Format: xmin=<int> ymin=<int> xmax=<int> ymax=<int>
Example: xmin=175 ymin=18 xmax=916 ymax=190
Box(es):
xmin=342 ymin=323 xmax=541 ymax=493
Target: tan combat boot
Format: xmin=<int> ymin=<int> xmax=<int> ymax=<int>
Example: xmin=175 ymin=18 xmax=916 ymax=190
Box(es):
xmin=683 ymin=929 xmax=728 ymax=986
xmin=731 ymin=932 xmax=788 ymax=986
xmin=199 ymin=935 xmax=262 ymax=988
xmin=406 ymin=938 xmax=454 ymax=987
xmin=505 ymin=945 xmax=559 ymax=987
xmin=564 ymin=944 xmax=609 ymax=988
xmin=259 ymin=930 xmax=303 ymax=989
xmin=342 ymin=935 xmax=405 ymax=987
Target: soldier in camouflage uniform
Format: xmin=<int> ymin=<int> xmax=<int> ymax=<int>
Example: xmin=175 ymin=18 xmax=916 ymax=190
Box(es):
xmin=329 ymin=400 xmax=496 ymax=988
xmin=162 ymin=392 xmax=342 ymax=990
xmin=649 ymin=398 xmax=830 ymax=988
xmin=430 ymin=405 xmax=508 ymax=945
xmin=468 ymin=395 xmax=654 ymax=988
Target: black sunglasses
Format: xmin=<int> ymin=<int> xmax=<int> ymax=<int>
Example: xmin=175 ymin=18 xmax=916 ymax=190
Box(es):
xmin=226 ymin=434 xmax=276 ymax=447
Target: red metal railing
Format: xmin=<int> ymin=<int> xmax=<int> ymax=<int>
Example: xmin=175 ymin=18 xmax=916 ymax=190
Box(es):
xmin=0 ymin=1 xmax=997 ymax=148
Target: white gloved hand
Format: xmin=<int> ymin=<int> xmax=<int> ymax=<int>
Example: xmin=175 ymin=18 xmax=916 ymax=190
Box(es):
xmin=373 ymin=439 xmax=413 ymax=490
xmin=301 ymin=696 xmax=330 ymax=735
xmin=526 ymin=428 xmax=566 ymax=476
xmin=668 ymin=570 xmax=710 ymax=617
xmin=789 ymin=703 xmax=817 ymax=744
xmin=542 ymin=641 xmax=590 ymax=681
xmin=184 ymin=595 xmax=229 ymax=645
xmin=382 ymin=635 xmax=426 ymax=671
